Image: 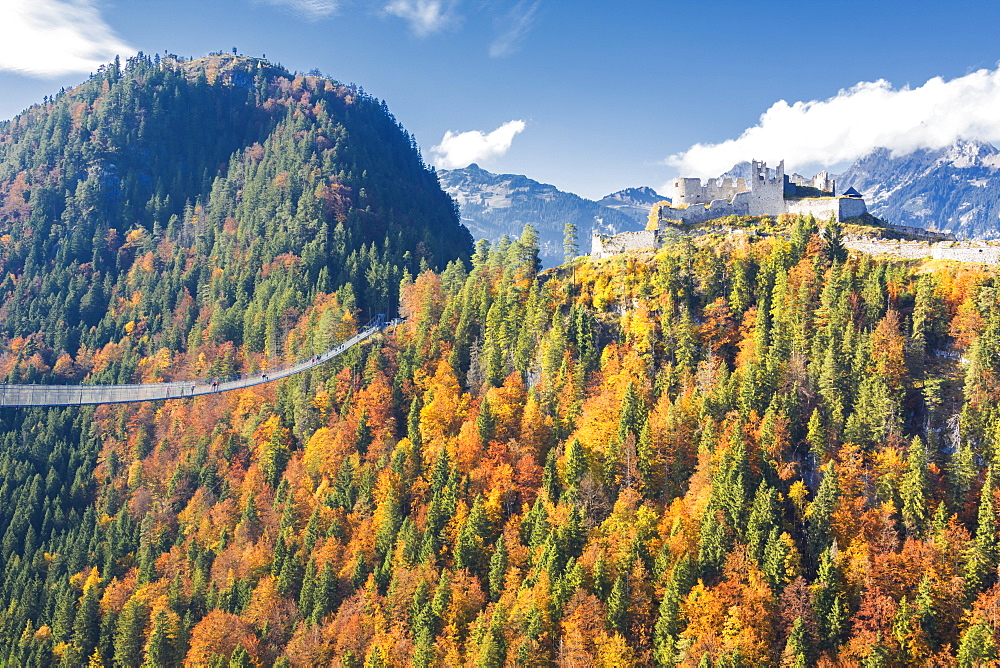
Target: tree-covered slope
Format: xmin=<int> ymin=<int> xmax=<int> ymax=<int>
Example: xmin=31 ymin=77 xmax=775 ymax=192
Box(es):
xmin=0 ymin=52 xmax=470 ymax=367
xmin=0 ymin=53 xmax=471 ymax=666
xmin=6 ymin=208 xmax=1000 ymax=664
xmin=8 ymin=53 xmax=1000 ymax=668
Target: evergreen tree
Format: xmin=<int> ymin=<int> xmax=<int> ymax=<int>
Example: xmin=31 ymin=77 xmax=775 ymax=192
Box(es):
xmin=654 ymin=557 xmax=693 ymax=666
xmin=113 ymin=597 xmax=148 ymax=667
xmin=455 ymin=495 xmax=490 ymax=575
xmin=563 ymin=222 xmax=579 ymax=264
xmin=143 ymin=609 xmax=173 ymax=667
xmin=957 ymin=622 xmax=999 ymax=668
xmin=967 ymin=469 xmax=999 ymax=594
xmin=72 ymin=580 xmax=102 ymax=661
xmin=606 ymin=574 xmax=629 ymax=634
xmin=488 ymin=538 xmax=507 ymax=602
xmin=807 ymin=462 xmax=839 ymax=565
xmin=806 ymin=408 xmax=826 ymax=464
xmin=780 ymin=616 xmax=809 ymax=668
xmin=812 ymin=550 xmax=848 ymax=652
xmin=900 ymin=435 xmax=929 ymax=537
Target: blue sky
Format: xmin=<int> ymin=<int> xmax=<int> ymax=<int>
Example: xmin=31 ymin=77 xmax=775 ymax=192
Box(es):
xmin=2 ymin=0 xmax=1000 ymax=198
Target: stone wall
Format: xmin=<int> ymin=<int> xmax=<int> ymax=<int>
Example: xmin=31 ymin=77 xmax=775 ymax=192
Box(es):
xmin=659 ymin=194 xmax=865 ymax=227
xmin=885 ymin=223 xmax=955 ymax=241
xmin=672 ymin=177 xmax=746 ymax=206
xmin=592 ymin=224 xmax=997 ymax=268
xmin=839 ymin=197 xmax=868 ymax=219
xmin=784 ymin=196 xmax=868 ymax=221
xmin=591 ymin=230 xmax=660 ymax=259
xmin=843 ymin=239 xmax=1000 ymax=265
xmin=657 ymin=198 xmax=746 ymax=225
xmin=786 ymin=197 xmax=839 ymax=220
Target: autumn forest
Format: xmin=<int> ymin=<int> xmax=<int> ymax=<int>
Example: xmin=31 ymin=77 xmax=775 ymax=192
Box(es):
xmin=1 ymin=53 xmax=1000 ymax=667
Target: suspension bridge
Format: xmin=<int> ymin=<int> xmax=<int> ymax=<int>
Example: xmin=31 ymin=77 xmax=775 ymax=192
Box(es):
xmin=0 ymin=316 xmax=399 ymax=408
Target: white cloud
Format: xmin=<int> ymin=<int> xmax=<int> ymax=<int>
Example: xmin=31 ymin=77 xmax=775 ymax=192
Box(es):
xmin=489 ymin=0 xmax=539 ymax=58
xmin=0 ymin=0 xmax=135 ymax=77
xmin=668 ymin=66 xmax=1000 ymax=178
xmin=431 ymin=120 xmax=525 ymax=169
xmin=260 ymin=0 xmax=340 ymax=20
xmin=383 ymin=0 xmax=457 ymax=36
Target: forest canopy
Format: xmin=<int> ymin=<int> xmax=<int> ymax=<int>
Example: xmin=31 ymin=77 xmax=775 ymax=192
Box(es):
xmin=1 ymin=54 xmax=1000 ymax=667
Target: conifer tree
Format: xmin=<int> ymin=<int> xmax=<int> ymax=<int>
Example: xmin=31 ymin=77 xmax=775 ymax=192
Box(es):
xmin=564 ymin=438 xmax=587 ymax=496
xmin=806 ymin=408 xmax=827 ymax=464
xmin=606 ymin=575 xmax=629 ymax=634
xmin=230 ymin=645 xmax=253 ymax=668
xmin=967 ymin=469 xmax=999 ymax=595
xmin=780 ymin=616 xmax=809 ymax=668
xmin=812 ymin=549 xmax=848 ymax=652
xmin=957 ymin=622 xmax=999 ymax=668
xmin=900 ymin=435 xmax=929 ymax=537
xmin=143 ymin=609 xmax=173 ymax=667
xmin=73 ymin=578 xmax=102 ymax=661
xmin=488 ymin=538 xmax=507 ymax=602
xmin=563 ymin=223 xmax=578 ymax=265
xmin=807 ymin=462 xmax=839 ymax=566
xmin=112 ymin=597 xmax=148 ymax=667
xmin=455 ymin=495 xmax=490 ymax=575
xmin=654 ymin=556 xmax=693 ymax=666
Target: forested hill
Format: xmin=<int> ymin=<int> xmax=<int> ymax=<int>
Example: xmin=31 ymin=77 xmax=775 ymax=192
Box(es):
xmin=0 ymin=53 xmax=471 ymax=666
xmin=8 ymin=53 xmax=1000 ymax=668
xmin=0 ymin=52 xmax=470 ymax=367
xmin=5 ymin=201 xmax=1000 ymax=664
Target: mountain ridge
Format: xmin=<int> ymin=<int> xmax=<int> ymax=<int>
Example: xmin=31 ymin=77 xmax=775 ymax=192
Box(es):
xmin=437 ymin=164 xmax=657 ymax=266
xmin=835 ymin=139 xmax=1000 ymax=238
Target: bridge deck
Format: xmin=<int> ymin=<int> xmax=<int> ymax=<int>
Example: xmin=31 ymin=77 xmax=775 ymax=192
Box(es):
xmin=0 ymin=319 xmax=396 ymax=408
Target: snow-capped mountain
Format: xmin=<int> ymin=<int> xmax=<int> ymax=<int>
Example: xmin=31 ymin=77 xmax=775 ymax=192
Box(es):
xmin=836 ymin=140 xmax=1000 ymax=238
xmin=437 ymin=164 xmax=652 ymax=267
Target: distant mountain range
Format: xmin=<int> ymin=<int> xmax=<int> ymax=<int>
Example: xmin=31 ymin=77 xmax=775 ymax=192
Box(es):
xmin=716 ymin=141 xmax=1000 ymax=238
xmin=437 ymin=164 xmax=659 ymax=267
xmin=835 ymin=140 xmax=1000 ymax=239
xmin=441 ymin=139 xmax=1000 ymax=264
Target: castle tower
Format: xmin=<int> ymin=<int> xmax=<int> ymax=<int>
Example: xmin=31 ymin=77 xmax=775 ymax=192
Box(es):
xmin=745 ymin=160 xmax=786 ymax=216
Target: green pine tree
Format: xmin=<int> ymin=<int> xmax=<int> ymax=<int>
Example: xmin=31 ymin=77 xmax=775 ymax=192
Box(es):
xmin=900 ymin=435 xmax=929 ymax=537
xmin=113 ymin=597 xmax=149 ymax=668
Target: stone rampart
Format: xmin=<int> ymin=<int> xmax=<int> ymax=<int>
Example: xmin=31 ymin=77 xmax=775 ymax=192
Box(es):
xmin=884 ymin=224 xmax=955 ymax=241
xmin=591 ymin=230 xmax=660 ymax=259
xmin=785 ymin=196 xmax=867 ymax=221
xmin=786 ymin=197 xmax=839 ymax=220
xmin=843 ymin=239 xmax=1000 ymax=265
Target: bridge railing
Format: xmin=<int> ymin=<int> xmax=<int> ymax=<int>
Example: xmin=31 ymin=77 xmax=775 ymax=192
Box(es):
xmin=0 ymin=314 xmax=403 ymax=407
xmin=204 ymin=314 xmax=389 ymax=385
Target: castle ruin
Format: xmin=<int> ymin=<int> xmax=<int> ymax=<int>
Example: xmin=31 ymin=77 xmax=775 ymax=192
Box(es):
xmin=592 ymin=160 xmax=870 ymax=259
xmin=655 ymin=160 xmax=867 ymax=227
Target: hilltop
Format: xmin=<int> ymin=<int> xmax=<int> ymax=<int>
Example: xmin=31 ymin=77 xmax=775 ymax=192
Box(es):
xmin=0 ymin=53 xmax=470 ymax=361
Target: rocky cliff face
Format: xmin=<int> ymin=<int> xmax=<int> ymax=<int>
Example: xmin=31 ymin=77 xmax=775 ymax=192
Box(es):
xmin=437 ymin=164 xmax=649 ymax=266
xmin=836 ymin=140 xmax=1000 ymax=238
